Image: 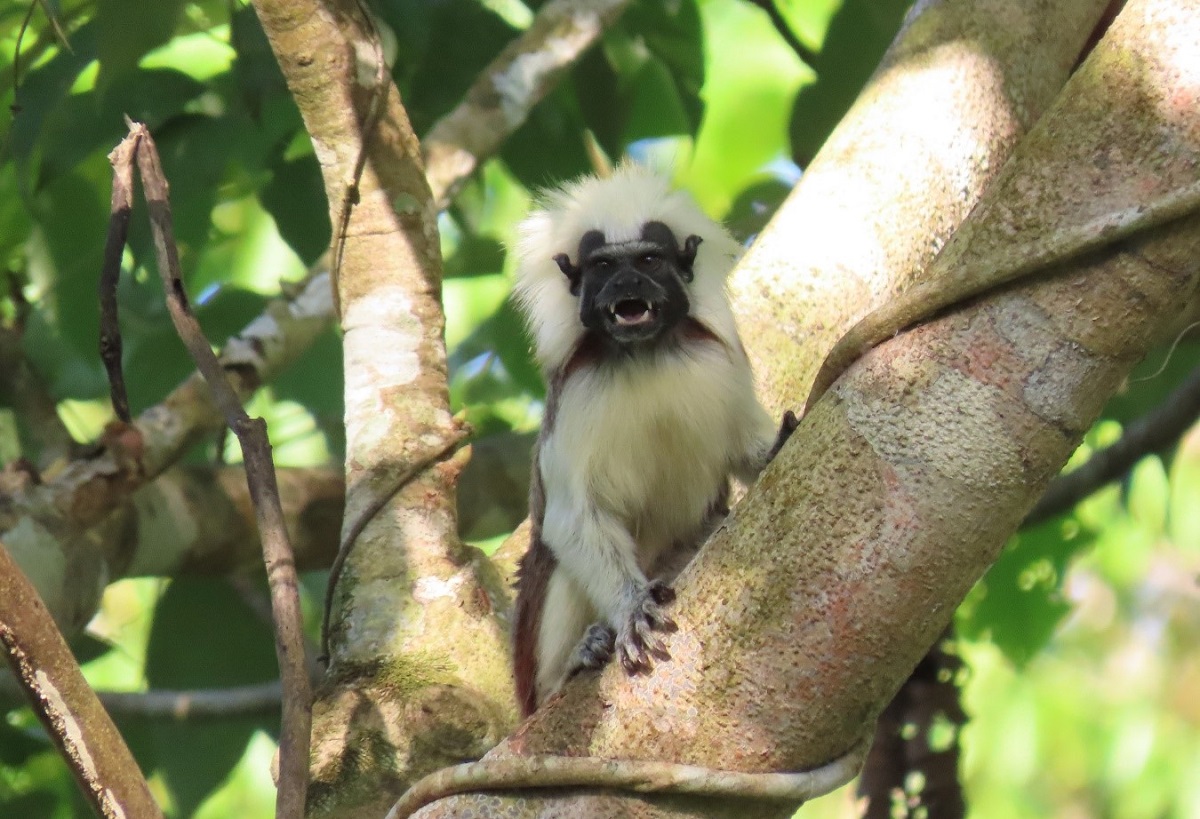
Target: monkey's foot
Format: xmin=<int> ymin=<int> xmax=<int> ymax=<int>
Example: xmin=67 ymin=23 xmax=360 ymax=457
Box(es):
xmin=615 ymin=580 xmax=677 ymax=675
xmin=570 ymin=623 xmax=616 ymax=674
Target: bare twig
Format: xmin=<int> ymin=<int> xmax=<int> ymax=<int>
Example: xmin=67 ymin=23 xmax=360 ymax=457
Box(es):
xmin=97 ymin=682 xmax=283 ymax=721
xmin=1025 ymin=361 xmax=1200 ymax=526
xmin=0 ymin=539 xmax=162 ymax=819
xmin=99 ymin=135 xmax=136 ymax=423
xmin=114 ymin=121 xmax=312 ymax=819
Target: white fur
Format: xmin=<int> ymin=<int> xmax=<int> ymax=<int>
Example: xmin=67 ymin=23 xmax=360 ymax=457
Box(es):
xmin=514 ymin=166 xmax=777 ymax=705
xmin=513 ymin=163 xmax=745 ymax=374
xmin=535 ymin=569 xmax=598 ymax=699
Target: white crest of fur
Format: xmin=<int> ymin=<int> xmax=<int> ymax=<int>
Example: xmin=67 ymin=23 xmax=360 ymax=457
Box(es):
xmin=512 ymin=163 xmax=744 ymax=373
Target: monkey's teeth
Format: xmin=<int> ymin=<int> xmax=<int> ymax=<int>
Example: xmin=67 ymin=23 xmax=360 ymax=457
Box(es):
xmin=611 ymin=300 xmax=655 ymax=326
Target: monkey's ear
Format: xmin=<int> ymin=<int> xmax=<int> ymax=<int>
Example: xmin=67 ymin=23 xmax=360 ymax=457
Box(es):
xmin=679 ymin=234 xmax=703 ymax=282
xmin=554 ymin=253 xmax=583 ymax=295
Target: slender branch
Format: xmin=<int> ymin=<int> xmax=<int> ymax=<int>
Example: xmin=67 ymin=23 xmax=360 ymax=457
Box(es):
xmin=115 ymin=121 xmax=312 ymax=819
xmin=1025 ymin=361 xmax=1200 ymax=526
xmin=96 ymin=682 xmax=283 ymax=721
xmin=99 ymin=133 xmax=135 ymax=423
xmin=0 ymin=539 xmax=162 ymax=819
xmin=422 ymin=0 xmax=632 ymax=208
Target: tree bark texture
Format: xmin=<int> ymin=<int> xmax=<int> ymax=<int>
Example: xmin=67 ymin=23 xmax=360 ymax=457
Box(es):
xmin=0 ymin=541 xmax=162 ymax=819
xmin=731 ymin=0 xmax=1113 ymax=414
xmin=411 ymin=0 xmax=1200 ymax=815
xmin=249 ymin=1 xmax=517 ymax=814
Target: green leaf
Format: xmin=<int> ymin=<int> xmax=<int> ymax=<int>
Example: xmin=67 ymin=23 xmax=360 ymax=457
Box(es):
xmin=130 ymin=578 xmax=278 ymax=816
xmin=958 ymin=518 xmax=1094 ymax=667
xmin=623 ymin=57 xmax=691 ymax=143
xmin=723 ymin=175 xmax=794 ymax=241
xmin=1127 ymin=455 xmax=1168 ymax=541
xmin=261 ymin=151 xmax=331 ymax=265
xmin=397 ymin=0 xmax=518 ymax=133
xmin=230 ymin=3 xmax=289 ymax=117
xmin=95 ymin=0 xmax=186 ymax=92
xmin=499 ymin=85 xmax=592 ymax=189
xmin=680 ymin=0 xmax=810 ymax=214
xmin=1168 ymin=441 xmax=1200 ymax=550
xmin=787 ymin=0 xmax=911 ymax=165
xmin=273 ymin=328 xmax=345 ymax=422
xmin=1101 ymin=341 xmax=1200 ymax=425
xmin=450 ymin=299 xmax=542 ymax=400
xmin=8 ymin=21 xmax=98 ymax=177
xmin=32 ymin=164 xmax=109 ymax=364
xmin=122 ymin=286 xmax=268 ymax=414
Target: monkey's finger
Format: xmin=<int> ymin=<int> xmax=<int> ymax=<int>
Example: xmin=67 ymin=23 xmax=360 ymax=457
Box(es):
xmin=618 ymin=644 xmax=651 ymax=675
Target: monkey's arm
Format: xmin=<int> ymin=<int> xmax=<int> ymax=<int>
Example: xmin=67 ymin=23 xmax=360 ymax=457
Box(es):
xmin=542 ymin=493 xmax=676 ymax=673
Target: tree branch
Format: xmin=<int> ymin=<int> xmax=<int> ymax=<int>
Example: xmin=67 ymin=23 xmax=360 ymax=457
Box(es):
xmin=250 ymin=0 xmax=519 ymax=812
xmin=1026 ymin=362 xmax=1200 ymax=526
xmin=731 ymin=0 xmax=1114 ymax=415
xmin=0 ymin=270 xmax=334 ymax=628
xmin=96 ymin=682 xmax=283 ymax=721
xmin=405 ymin=0 xmax=1200 ymax=815
xmin=98 ymin=132 xmax=135 ymax=424
xmin=422 ymin=0 xmax=631 ymax=208
xmin=0 ymin=539 xmax=162 ymax=819
xmin=117 ymin=121 xmax=312 ymax=819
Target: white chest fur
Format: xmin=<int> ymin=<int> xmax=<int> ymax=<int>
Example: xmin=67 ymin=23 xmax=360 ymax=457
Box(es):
xmin=539 ymin=341 xmax=751 ymax=562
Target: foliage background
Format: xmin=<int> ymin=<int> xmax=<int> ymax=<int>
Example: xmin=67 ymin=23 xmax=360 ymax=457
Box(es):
xmin=0 ymin=0 xmax=1196 ymax=816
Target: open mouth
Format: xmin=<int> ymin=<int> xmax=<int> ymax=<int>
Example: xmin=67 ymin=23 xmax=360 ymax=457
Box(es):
xmin=608 ymin=299 xmax=658 ymax=327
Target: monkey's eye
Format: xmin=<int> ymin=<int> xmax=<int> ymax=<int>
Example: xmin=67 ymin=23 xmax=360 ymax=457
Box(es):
xmin=636 ymin=254 xmax=660 ymax=271
xmin=594 ymin=259 xmax=613 ymax=272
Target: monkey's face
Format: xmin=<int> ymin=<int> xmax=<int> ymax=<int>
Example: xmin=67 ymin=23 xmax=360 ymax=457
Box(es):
xmin=554 ymin=221 xmax=702 ymax=346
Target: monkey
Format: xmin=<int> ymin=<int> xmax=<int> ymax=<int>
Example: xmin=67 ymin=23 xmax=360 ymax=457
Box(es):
xmin=510 ymin=164 xmax=795 ymax=716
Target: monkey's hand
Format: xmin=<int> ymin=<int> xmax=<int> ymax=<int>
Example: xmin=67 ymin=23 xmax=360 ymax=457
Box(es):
xmin=614 ymin=580 xmax=677 ymax=674
xmin=767 ymin=410 xmax=800 ymax=462
xmin=568 ymin=623 xmax=616 ymax=674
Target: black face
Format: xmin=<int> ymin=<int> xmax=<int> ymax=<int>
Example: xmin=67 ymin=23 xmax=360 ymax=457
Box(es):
xmin=553 ymin=221 xmax=703 ymax=346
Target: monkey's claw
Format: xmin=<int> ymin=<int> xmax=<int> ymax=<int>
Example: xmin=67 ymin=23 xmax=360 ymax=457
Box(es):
xmin=615 ymin=581 xmax=677 ymax=675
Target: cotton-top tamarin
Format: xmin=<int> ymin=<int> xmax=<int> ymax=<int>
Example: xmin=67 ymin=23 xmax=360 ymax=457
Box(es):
xmin=511 ymin=165 xmax=794 ymax=716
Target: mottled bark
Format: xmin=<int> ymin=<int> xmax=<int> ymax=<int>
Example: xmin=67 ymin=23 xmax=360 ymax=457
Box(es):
xmin=423 ymin=0 xmax=630 ymax=208
xmin=407 ymin=0 xmax=1199 ymax=815
xmin=248 ymin=1 xmax=517 ymax=815
xmin=0 ymin=540 xmax=162 ymax=819
xmin=731 ymin=0 xmax=1113 ymax=415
